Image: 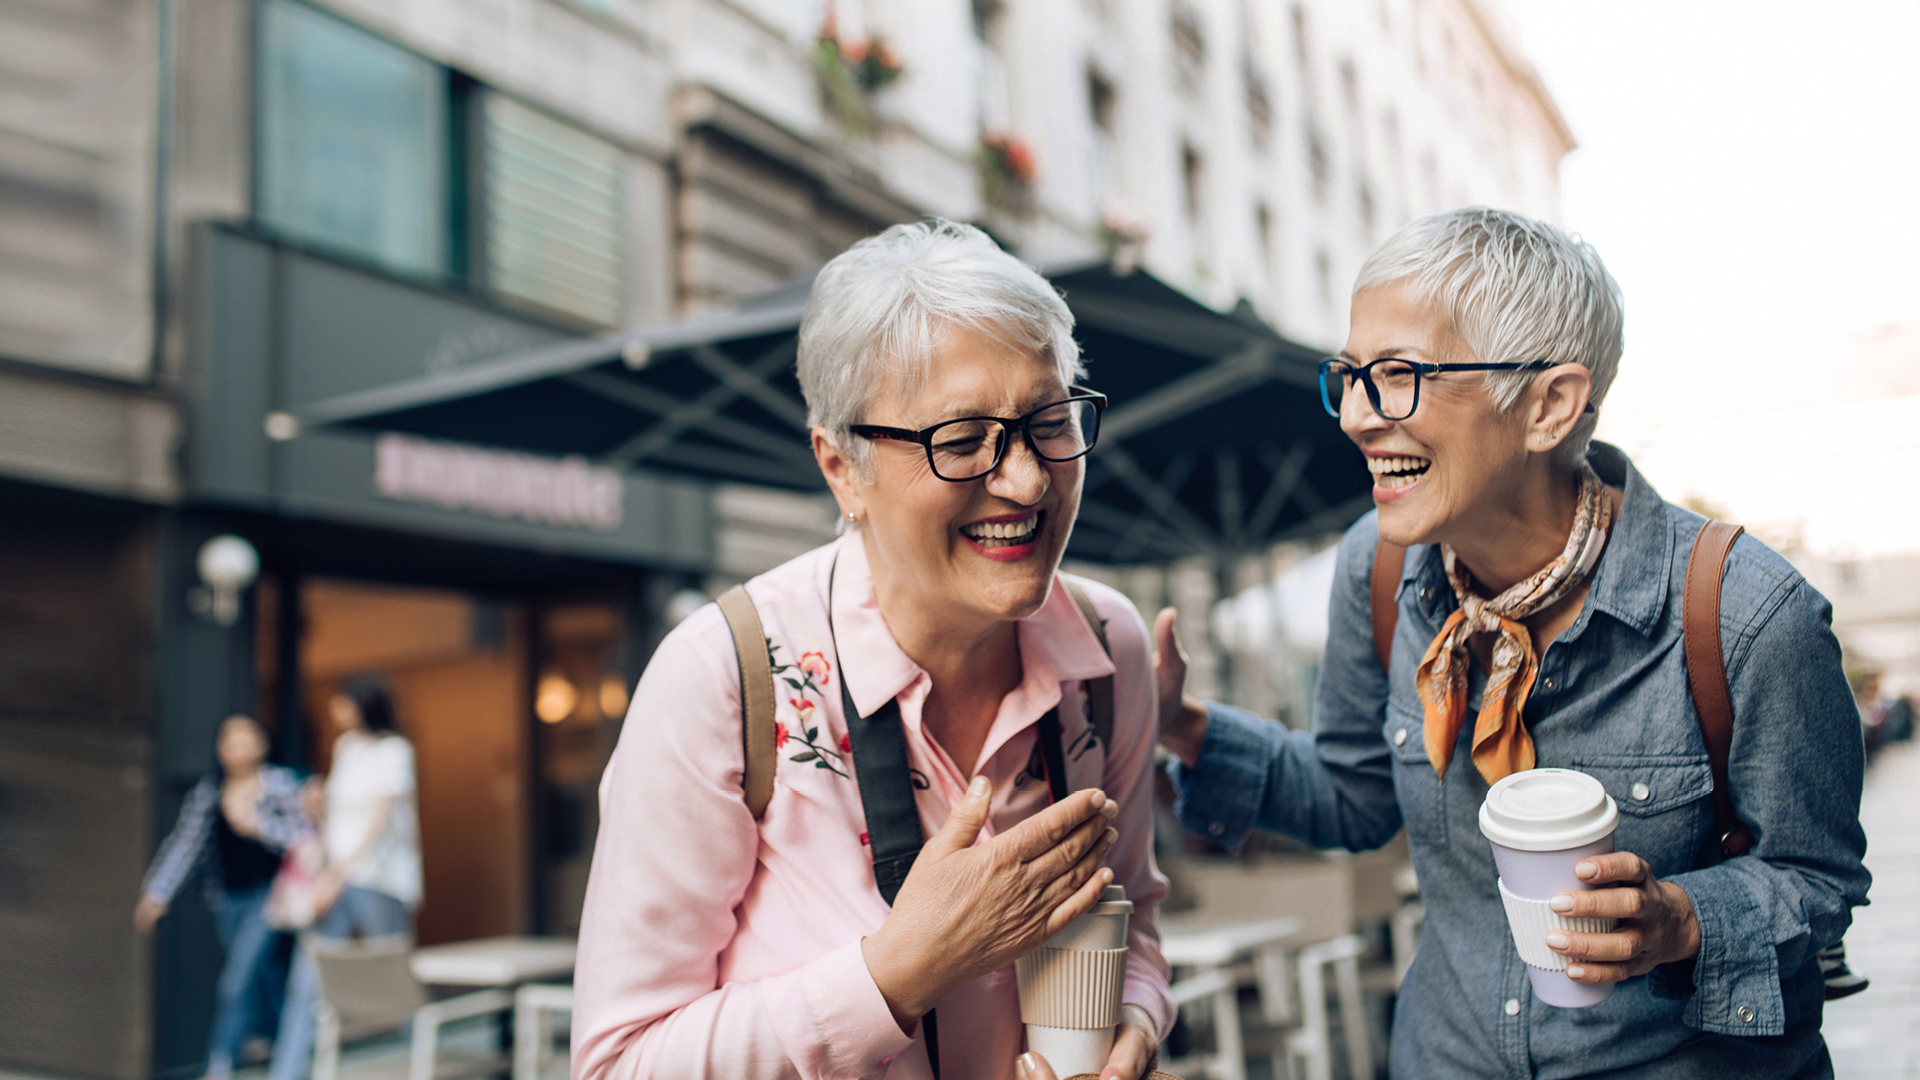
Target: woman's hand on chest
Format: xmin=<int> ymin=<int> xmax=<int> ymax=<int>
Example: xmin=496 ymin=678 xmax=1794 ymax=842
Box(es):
xmin=861 ymin=777 xmax=1120 ymax=1029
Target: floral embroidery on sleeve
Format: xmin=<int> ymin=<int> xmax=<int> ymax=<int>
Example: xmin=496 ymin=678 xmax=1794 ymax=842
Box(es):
xmin=766 ymin=639 xmax=849 ymax=778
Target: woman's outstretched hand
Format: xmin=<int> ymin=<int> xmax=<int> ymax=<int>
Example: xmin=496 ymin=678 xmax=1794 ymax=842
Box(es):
xmin=1014 ymin=1004 xmax=1160 ymax=1080
xmin=1152 ymin=608 xmax=1209 ymax=767
xmin=862 ymin=776 xmax=1120 ymax=1029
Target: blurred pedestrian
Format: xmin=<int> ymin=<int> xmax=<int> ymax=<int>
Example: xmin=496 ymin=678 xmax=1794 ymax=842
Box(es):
xmin=270 ymin=674 xmax=422 ymax=1080
xmin=1857 ymin=672 xmax=1889 ymax=755
xmin=136 ymin=714 xmax=310 ymax=1080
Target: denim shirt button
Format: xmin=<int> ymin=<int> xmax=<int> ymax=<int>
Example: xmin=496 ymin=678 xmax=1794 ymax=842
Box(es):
xmin=1420 ymin=586 xmax=1435 ymax=604
xmin=1504 ymin=998 xmax=1521 ymax=1017
xmin=1736 ymin=1005 xmax=1756 ymax=1024
xmin=1208 ymin=822 xmax=1225 ymax=837
xmin=1631 ymin=782 xmax=1651 ymax=801
xmin=1541 ymin=676 xmax=1559 ymax=692
xmin=1394 ymin=728 xmax=1409 ymax=746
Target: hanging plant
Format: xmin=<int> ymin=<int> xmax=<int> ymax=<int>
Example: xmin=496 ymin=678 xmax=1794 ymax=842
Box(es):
xmin=979 ymin=130 xmax=1038 ymax=214
xmin=816 ymin=14 xmax=905 ymax=136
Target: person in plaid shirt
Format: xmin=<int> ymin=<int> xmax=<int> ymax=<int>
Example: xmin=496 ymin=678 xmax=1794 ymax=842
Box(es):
xmin=137 ymin=714 xmax=311 ymax=1079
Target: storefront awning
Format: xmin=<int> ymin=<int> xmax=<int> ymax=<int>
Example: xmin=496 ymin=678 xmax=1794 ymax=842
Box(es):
xmin=293 ymin=260 xmax=1372 ymax=564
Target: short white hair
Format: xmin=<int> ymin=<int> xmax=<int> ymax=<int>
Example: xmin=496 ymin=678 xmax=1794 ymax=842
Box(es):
xmin=797 ymin=219 xmax=1083 ymax=472
xmin=1353 ymin=207 xmax=1624 ymax=465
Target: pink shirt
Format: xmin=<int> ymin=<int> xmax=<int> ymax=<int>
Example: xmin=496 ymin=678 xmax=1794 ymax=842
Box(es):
xmin=573 ymin=534 xmax=1174 ymax=1080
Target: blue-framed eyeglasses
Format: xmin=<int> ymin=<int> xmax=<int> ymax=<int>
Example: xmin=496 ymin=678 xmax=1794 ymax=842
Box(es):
xmin=1318 ymin=357 xmax=1593 ymax=421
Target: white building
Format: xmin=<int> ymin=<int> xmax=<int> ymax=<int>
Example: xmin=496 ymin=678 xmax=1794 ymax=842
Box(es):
xmin=963 ymin=0 xmax=1573 ymax=347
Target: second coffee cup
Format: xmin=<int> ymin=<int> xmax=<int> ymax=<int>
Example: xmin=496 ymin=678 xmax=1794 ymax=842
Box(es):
xmin=1478 ymin=767 xmax=1620 ymax=1008
xmin=1016 ymin=884 xmax=1132 ymax=1074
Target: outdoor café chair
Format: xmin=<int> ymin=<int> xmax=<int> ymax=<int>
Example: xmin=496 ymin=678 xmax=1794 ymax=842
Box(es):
xmin=512 ymin=983 xmax=574 ymax=1080
xmin=305 ymin=934 xmax=513 ymax=1080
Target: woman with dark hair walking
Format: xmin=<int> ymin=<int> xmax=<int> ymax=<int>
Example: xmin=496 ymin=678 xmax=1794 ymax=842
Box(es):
xmin=270 ymin=675 xmax=423 ymax=1080
xmin=136 ymin=714 xmax=310 ymax=1080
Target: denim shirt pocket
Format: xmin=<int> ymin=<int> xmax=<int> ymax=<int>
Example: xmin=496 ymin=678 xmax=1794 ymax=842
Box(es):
xmin=1565 ymin=755 xmax=1714 ymax=873
xmin=1387 ymin=701 xmax=1448 ymax=847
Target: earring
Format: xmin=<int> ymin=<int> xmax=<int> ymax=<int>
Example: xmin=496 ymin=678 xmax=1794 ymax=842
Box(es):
xmin=846 ymin=510 xmax=859 ymax=523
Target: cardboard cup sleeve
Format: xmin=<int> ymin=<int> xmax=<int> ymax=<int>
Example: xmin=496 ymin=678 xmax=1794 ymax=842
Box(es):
xmin=1497 ymin=878 xmax=1617 ymax=971
xmin=1015 ymin=946 xmax=1129 ymax=1028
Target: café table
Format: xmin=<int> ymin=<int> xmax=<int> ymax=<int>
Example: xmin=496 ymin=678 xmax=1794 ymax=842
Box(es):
xmin=410 ymin=936 xmax=577 ymax=1062
xmin=409 ymin=936 xmax=577 ymax=988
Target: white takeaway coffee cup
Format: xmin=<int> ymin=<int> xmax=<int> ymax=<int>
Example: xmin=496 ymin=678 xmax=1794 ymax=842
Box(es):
xmin=1016 ymin=885 xmax=1133 ymax=1074
xmin=1478 ymin=768 xmax=1620 ymax=1008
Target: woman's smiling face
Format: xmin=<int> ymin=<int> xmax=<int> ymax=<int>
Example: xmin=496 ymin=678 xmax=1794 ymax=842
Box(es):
xmin=829 ymin=323 xmax=1083 ymax=626
xmin=1340 ymin=281 xmax=1534 ymax=548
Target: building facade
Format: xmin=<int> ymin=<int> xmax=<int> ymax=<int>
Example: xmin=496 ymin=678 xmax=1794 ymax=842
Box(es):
xmin=0 ymin=1 xmax=1567 ymax=1077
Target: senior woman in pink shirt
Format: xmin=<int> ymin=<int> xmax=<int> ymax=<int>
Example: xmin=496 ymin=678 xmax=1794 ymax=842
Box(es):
xmin=573 ymin=220 xmax=1174 ymax=1080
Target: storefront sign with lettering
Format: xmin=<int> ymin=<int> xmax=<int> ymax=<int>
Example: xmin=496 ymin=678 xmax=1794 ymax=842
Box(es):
xmin=374 ymin=433 xmax=624 ymax=533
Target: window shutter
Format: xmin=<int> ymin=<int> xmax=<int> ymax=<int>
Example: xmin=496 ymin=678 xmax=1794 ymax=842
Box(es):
xmin=483 ymin=93 xmax=626 ymax=328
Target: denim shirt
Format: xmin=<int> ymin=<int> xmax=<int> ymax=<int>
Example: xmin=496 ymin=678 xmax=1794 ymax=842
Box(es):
xmin=1171 ymin=444 xmax=1868 ymax=1079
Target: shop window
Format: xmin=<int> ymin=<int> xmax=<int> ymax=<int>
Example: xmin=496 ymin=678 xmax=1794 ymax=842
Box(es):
xmin=257 ymin=0 xmax=449 ymax=277
xmin=483 ymin=94 xmax=627 ymax=329
xmin=256 ymin=0 xmax=628 ymax=328
xmin=297 ymin=578 xmax=531 ymax=945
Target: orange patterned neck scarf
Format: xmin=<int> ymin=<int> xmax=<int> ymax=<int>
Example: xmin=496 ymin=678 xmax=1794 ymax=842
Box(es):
xmin=1416 ymin=464 xmax=1613 ymax=784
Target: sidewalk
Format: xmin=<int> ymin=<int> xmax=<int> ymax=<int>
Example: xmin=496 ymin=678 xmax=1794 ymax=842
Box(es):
xmin=1825 ymin=739 xmax=1920 ymax=1076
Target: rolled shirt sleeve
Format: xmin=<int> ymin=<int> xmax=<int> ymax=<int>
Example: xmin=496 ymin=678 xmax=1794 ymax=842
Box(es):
xmin=571 ymin=607 xmax=913 ymax=1080
xmin=1170 ymin=515 xmax=1402 ymax=856
xmin=1663 ymin=570 xmax=1870 ymax=1037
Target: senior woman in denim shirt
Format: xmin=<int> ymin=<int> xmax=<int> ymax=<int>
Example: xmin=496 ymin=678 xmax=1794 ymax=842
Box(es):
xmin=1155 ymin=208 xmax=1868 ymax=1078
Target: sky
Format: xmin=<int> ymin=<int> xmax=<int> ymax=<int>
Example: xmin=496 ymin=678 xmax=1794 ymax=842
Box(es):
xmin=1501 ymin=0 xmax=1920 ymax=556
xmin=1504 ymin=0 xmax=1920 ymax=360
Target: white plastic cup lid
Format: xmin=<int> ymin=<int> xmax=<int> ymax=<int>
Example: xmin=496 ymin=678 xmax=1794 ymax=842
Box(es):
xmin=1478 ymin=768 xmax=1618 ymax=851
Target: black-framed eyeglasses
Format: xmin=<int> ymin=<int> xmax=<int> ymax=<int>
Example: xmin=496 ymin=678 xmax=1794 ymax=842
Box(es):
xmin=1318 ymin=357 xmax=1594 ymax=421
xmin=851 ymin=390 xmax=1108 ymax=482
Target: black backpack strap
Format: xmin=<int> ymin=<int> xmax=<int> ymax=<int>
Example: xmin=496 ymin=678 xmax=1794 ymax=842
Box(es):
xmin=841 ymin=681 xmax=925 ymax=906
xmin=1062 ymin=579 xmax=1115 ymax=750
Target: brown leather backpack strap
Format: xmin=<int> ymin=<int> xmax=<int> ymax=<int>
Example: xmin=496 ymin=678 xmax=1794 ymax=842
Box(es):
xmin=1063 ymin=579 xmax=1116 ymax=751
xmin=1371 ymin=539 xmax=1407 ymax=674
xmin=1683 ymin=520 xmax=1753 ymax=857
xmin=718 ymin=584 xmax=777 ymax=820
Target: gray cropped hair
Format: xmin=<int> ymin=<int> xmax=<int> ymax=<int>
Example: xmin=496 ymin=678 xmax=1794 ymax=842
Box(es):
xmin=1353 ymin=207 xmax=1624 ymax=465
xmin=797 ymin=219 xmax=1083 ymax=472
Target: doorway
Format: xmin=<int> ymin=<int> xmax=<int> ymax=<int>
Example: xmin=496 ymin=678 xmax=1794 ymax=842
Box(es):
xmin=299 ymin=577 xmax=531 ymax=945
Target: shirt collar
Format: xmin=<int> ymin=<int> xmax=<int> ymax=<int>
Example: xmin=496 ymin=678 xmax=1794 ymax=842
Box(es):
xmin=1578 ymin=441 xmax=1674 ymax=638
xmin=826 ymin=533 xmax=1117 ymax=724
xmin=1400 ymin=441 xmax=1673 ymax=638
xmin=827 ymin=532 xmax=926 ymax=720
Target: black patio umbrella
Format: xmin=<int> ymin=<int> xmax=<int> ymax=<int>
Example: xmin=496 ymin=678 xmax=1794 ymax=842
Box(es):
xmin=292 ymin=260 xmax=1373 ymax=567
